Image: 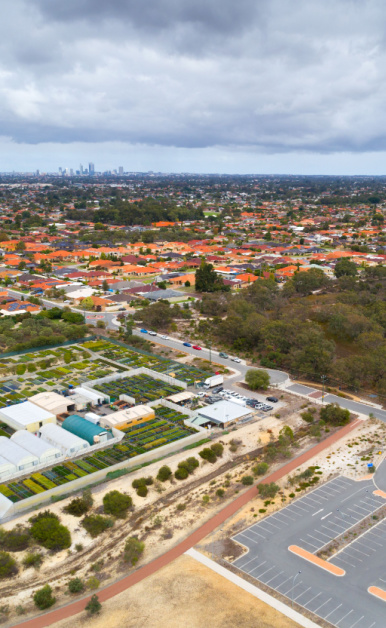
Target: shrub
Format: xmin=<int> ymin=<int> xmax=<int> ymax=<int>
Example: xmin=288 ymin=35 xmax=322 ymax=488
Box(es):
xmin=174 ymin=467 xmax=189 ymax=480
xmin=253 ymin=462 xmax=269 ymax=476
xmin=22 ymin=552 xmax=43 ymax=570
xmin=82 ymin=515 xmax=114 ymax=538
xmin=68 ymin=578 xmax=85 ymax=594
xmin=75 ymin=543 xmax=84 ymax=552
xmin=0 ymin=526 xmax=30 ymax=552
xmin=199 ymin=448 xmax=217 ymax=463
xmin=33 ymin=585 xmax=55 ymax=610
xmin=29 ymin=510 xmax=59 ymax=523
xmin=30 ymin=517 xmax=71 ymax=552
xmin=85 ymin=594 xmax=102 ymax=616
xmin=320 ymin=403 xmax=350 ymax=426
xmin=64 ymin=497 xmax=90 ymax=517
xmin=157 ymin=465 xmax=172 ymax=482
xmin=245 ymin=368 xmax=270 ymax=390
xmin=241 ymin=476 xmax=254 ymax=486
xmin=177 ymin=457 xmax=199 ymax=476
xmin=123 ymin=537 xmax=145 ymax=565
xmin=301 ymin=411 xmax=314 ymax=424
xmin=216 ymin=488 xmax=225 ymax=498
xmin=202 ymin=495 xmax=210 ymax=504
xmin=136 ymin=485 xmax=148 ymax=497
xmin=211 ymin=443 xmax=224 ymax=457
xmin=0 ymin=551 xmax=17 ymax=579
xmin=16 ymin=364 xmax=26 ymax=375
xmin=87 ymin=576 xmax=100 ymax=590
xmin=103 ymin=491 xmax=132 ymax=518
xmin=257 ymin=483 xmax=280 ymax=499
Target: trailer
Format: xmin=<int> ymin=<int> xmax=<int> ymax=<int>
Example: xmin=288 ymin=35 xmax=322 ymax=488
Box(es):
xmin=203 ymin=375 xmax=224 ymax=389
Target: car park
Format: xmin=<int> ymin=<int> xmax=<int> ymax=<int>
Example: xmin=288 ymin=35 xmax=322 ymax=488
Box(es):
xmin=183 ymin=342 xmax=191 ymax=347
xmin=266 ymin=396 xmax=278 ymax=403
xmin=148 ymin=331 xmax=157 ymax=336
xmin=192 ymin=345 xmax=202 ymax=350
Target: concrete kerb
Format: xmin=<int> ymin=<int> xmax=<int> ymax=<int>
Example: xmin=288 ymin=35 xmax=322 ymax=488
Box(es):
xmin=186 ymin=548 xmax=321 ymax=628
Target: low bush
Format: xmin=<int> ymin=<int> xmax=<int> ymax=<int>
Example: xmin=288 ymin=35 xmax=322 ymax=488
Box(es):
xmin=82 ymin=515 xmax=114 ymax=538
xmin=216 ymin=488 xmax=225 ymax=498
xmin=157 ymin=465 xmax=172 ymax=482
xmin=257 ymin=482 xmax=279 ymax=499
xmin=136 ymin=485 xmax=148 ymax=497
xmin=0 ymin=551 xmax=18 ymax=579
xmin=86 ymin=576 xmax=100 ymax=590
xmin=0 ymin=526 xmax=30 ymax=552
xmin=33 ymin=585 xmax=55 ymax=610
xmin=103 ymin=490 xmax=132 ymax=518
xmin=199 ymin=447 xmax=217 ymax=464
xmin=123 ymin=537 xmax=145 ymax=565
xmin=174 ymin=467 xmax=189 ymax=480
xmin=241 ymin=476 xmax=254 ymax=486
xmin=211 ymin=443 xmax=224 ymax=457
xmin=63 ymin=497 xmax=90 ymax=517
xmin=85 ymin=594 xmax=102 ymax=616
xmin=253 ymin=462 xmax=269 ymax=476
xmin=68 ymin=578 xmax=85 ymax=594
xmin=22 ymin=552 xmax=43 ymax=570
xmin=30 ymin=517 xmax=71 ymax=552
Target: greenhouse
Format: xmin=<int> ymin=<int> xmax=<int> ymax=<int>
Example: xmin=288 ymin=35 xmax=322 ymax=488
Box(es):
xmin=0 ymin=454 xmax=16 ymax=481
xmin=39 ymin=424 xmax=89 ymax=456
xmin=62 ymin=415 xmax=110 ymax=446
xmin=0 ymin=437 xmax=39 ymax=471
xmin=11 ymin=431 xmax=61 ymax=465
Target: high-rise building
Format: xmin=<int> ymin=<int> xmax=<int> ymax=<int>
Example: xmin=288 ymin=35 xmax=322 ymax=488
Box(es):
xmin=58 ymin=167 xmax=62 ymax=175
xmin=89 ymin=162 xmax=95 ymax=175
xmin=80 ymin=164 xmax=83 ymax=175
xmin=119 ymin=166 xmax=124 ymax=175
xmin=70 ymin=168 xmax=74 ymax=176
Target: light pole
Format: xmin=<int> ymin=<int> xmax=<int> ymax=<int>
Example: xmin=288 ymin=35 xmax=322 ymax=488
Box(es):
xmin=321 ymin=375 xmax=327 ymax=404
xmin=291 ymin=571 xmax=301 ymax=608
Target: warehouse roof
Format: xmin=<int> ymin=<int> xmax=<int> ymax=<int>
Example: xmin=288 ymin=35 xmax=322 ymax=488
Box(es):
xmin=102 ymin=404 xmax=154 ymax=427
xmin=166 ymin=392 xmax=195 ymax=403
xmin=29 ymin=392 xmax=69 ymax=412
xmin=197 ymin=400 xmax=251 ymax=424
xmin=0 ymin=401 xmax=54 ymax=426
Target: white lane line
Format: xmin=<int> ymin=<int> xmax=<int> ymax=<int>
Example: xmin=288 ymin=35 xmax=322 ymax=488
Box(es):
xmin=265 ymin=570 xmax=284 ymax=585
xmin=256 ymin=565 xmax=276 ymax=579
xmin=313 ymin=597 xmax=332 ymax=613
xmin=348 ymin=615 xmax=364 ymax=628
xmin=294 ymin=587 xmax=311 ymax=601
xmin=324 ymin=603 xmax=342 ymax=620
xmin=300 ymin=538 xmax=318 ymax=549
xmin=312 ymin=508 xmax=324 ymax=516
xmin=332 ymin=555 xmax=357 ymax=568
xmin=304 ymin=592 xmax=322 ymax=608
xmin=321 ymin=511 xmax=333 ymax=520
xmin=247 ymin=560 xmax=267 ymax=575
xmin=336 ymin=609 xmax=354 ymax=626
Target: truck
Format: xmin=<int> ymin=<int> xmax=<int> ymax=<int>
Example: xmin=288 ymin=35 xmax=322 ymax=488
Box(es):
xmin=203 ymin=374 xmax=224 ymax=389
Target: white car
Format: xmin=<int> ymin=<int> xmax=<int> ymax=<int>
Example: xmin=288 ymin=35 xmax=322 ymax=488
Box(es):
xmin=148 ymin=331 xmax=157 ymax=336
xmin=231 ymin=356 xmax=241 ymax=363
xmin=160 ymin=334 xmax=169 ymax=340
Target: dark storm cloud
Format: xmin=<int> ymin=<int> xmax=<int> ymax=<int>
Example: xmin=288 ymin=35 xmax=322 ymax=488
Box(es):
xmin=2 ymin=0 xmax=386 ymax=155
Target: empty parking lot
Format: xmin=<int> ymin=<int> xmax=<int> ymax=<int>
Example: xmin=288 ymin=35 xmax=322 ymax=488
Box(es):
xmin=231 ymin=476 xmax=386 ymax=628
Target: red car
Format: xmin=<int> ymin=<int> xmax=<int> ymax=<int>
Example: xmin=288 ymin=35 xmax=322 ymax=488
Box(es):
xmin=192 ymin=345 xmax=202 ymax=350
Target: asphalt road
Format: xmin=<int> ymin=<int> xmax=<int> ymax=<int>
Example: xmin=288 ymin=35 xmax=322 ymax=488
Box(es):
xmin=374 ymin=459 xmax=386 ymax=493
xmin=232 ymin=475 xmax=386 ymax=628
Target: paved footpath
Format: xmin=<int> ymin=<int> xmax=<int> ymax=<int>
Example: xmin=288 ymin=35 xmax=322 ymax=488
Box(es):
xmin=12 ymin=418 xmax=362 ymax=628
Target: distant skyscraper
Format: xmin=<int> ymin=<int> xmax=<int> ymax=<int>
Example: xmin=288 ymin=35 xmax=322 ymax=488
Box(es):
xmin=89 ymin=162 xmax=95 ymax=175
xmin=70 ymin=168 xmax=74 ymax=176
xmin=119 ymin=166 xmax=123 ymax=175
xmin=80 ymin=164 xmax=83 ymax=174
xmin=59 ymin=167 xmax=62 ymax=175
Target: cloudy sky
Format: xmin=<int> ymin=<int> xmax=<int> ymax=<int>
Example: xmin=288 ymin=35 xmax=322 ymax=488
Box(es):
xmin=2 ymin=0 xmax=386 ymax=174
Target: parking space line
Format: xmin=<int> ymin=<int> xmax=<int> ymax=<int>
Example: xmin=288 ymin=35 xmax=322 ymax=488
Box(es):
xmin=324 ymin=603 xmax=342 ymax=620
xmin=294 ymin=586 xmax=311 ymax=601
xmin=239 ymin=532 xmax=258 ymax=545
xmin=333 ymin=555 xmax=357 ymax=568
xmin=255 ymin=565 xmax=276 ymax=579
xmin=247 ymin=560 xmax=266 ymax=575
xmin=313 ymin=597 xmax=332 ymax=613
xmin=336 ymin=609 xmax=354 ymax=625
xmin=299 ymin=538 xmax=318 ymax=549
xmin=304 ymin=591 xmax=322 ymax=608
xmin=265 ymin=570 xmax=284 ymax=585
xmin=247 ymin=528 xmax=266 ymax=540
xmin=348 ymin=615 xmax=364 ymax=628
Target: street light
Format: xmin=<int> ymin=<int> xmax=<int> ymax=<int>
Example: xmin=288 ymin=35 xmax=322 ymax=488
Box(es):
xmin=291 ymin=571 xmax=301 ymax=608
xmin=321 ymin=375 xmax=327 ymax=404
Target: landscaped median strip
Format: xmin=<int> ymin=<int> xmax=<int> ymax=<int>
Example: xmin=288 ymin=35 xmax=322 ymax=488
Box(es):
xmin=373 ymin=489 xmax=386 ymax=499
xmin=288 ymin=545 xmax=345 ymax=576
xmin=368 ymin=586 xmax=386 ymax=602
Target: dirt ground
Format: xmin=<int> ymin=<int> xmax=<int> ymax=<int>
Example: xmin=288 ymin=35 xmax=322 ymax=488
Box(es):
xmin=50 ymin=554 xmax=301 ymax=628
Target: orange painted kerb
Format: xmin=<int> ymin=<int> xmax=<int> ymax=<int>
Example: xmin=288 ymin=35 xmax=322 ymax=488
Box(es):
xmin=289 ymin=545 xmax=345 ymax=576
xmin=355 ymin=474 xmax=373 ymax=481
xmin=373 ymin=489 xmax=386 ymax=499
xmin=368 ymin=586 xmax=386 ymax=601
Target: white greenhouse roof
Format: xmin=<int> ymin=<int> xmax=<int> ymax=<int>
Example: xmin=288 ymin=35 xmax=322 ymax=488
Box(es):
xmin=39 ymin=424 xmax=89 ymax=450
xmin=0 ymin=401 xmax=54 ymax=426
xmin=0 ymin=492 xmax=13 ymax=518
xmin=0 ymin=436 xmax=39 ymax=466
xmin=11 ymin=431 xmax=61 ymax=458
xmin=198 ymin=400 xmax=251 ymax=423
xmin=0 ymin=454 xmax=16 ymax=473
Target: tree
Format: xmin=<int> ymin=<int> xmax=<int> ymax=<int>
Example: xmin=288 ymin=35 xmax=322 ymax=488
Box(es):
xmin=80 ymin=297 xmax=94 ymax=311
xmin=253 ymin=462 xmax=269 ymax=476
xmin=33 ymin=584 xmax=56 ymax=610
xmin=334 ymin=259 xmax=357 ymax=278
xmin=320 ymin=403 xmax=350 ymax=426
xmin=245 ymin=369 xmax=270 ymax=390
xmin=103 ymin=490 xmax=132 ymax=518
xmin=0 ymin=551 xmax=18 ymax=579
xmin=102 ymin=279 xmax=109 ymax=291
xmin=195 ymin=261 xmax=228 ymax=293
xmin=123 ymin=537 xmax=145 ymax=565
xmin=15 ymin=241 xmax=26 ymax=252
xmin=292 ymin=268 xmax=329 ymax=295
xmin=85 ymin=594 xmax=101 ymax=616
xmin=157 ymin=465 xmax=172 ymax=482
xmin=68 ymin=578 xmax=85 ymax=594
xmin=30 ymin=517 xmax=71 ymax=552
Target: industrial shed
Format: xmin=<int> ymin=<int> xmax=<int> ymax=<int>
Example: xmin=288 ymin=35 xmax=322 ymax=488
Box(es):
xmin=75 ymin=387 xmax=105 ymax=405
xmin=39 ymin=424 xmax=89 ymax=456
xmin=197 ymin=400 xmax=252 ymax=428
xmin=29 ymin=392 xmax=75 ymax=417
xmin=0 ymin=454 xmax=16 ymax=481
xmin=11 ymin=431 xmax=61 ymax=464
xmin=99 ymin=405 xmax=154 ymax=430
xmin=62 ymin=415 xmax=109 ymax=445
xmin=0 ymin=436 xmax=39 ymax=471
xmin=0 ymin=401 xmax=56 ymax=433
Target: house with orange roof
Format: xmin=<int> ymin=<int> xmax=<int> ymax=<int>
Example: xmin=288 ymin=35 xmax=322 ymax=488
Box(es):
xmin=235 ymin=273 xmax=259 ymax=286
xmin=169 ymin=273 xmax=196 ymax=286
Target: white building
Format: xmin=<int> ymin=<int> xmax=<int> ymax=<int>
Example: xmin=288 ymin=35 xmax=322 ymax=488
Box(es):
xmin=0 ymin=401 xmax=56 ymax=433
xmin=196 ymin=400 xmax=252 ymax=428
xmin=75 ymin=387 xmax=105 ymax=405
xmin=0 ymin=454 xmax=16 ymax=481
xmin=29 ymin=391 xmax=76 ymax=417
xmin=39 ymin=423 xmax=89 ymax=456
xmin=0 ymin=436 xmax=39 ymax=471
xmin=11 ymin=431 xmax=62 ymax=465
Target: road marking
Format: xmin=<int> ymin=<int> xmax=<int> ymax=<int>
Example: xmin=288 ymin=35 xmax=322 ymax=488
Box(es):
xmin=294 ymin=586 xmax=311 ymax=601
xmin=304 ymin=591 xmax=322 ymax=607
xmin=336 ymin=609 xmax=354 ymax=625
xmin=348 ymin=615 xmax=364 ymax=628
xmin=312 ymin=508 xmax=324 ymax=516
xmin=313 ymin=597 xmax=332 ymax=613
xmin=368 ymin=585 xmax=386 ymax=602
xmin=289 ymin=545 xmax=345 ymax=576
xmin=321 ymin=511 xmax=332 ymax=520
xmin=324 ymin=603 xmax=342 ymax=619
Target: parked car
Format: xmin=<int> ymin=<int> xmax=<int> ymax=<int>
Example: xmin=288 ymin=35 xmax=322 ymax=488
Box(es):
xmin=160 ymin=334 xmax=169 ymax=340
xmin=140 ymin=328 xmax=148 ymax=334
xmin=148 ymin=330 xmax=157 ymax=336
xmin=183 ymin=342 xmax=191 ymax=347
xmin=266 ymin=396 xmax=279 ymax=403
xmin=219 ymin=352 xmax=229 ymax=358
xmin=192 ymin=345 xmax=202 ymax=350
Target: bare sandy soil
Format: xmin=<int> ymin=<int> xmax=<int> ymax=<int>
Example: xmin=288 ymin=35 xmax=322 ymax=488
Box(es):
xmin=50 ymin=554 xmax=301 ymax=628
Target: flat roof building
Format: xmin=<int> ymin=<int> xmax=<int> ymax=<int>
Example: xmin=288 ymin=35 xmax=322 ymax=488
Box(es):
xmin=99 ymin=405 xmax=154 ymax=430
xmin=0 ymin=402 xmax=56 ymax=433
xmin=196 ymin=400 xmax=252 ymax=428
xmin=29 ymin=392 xmax=76 ymax=417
